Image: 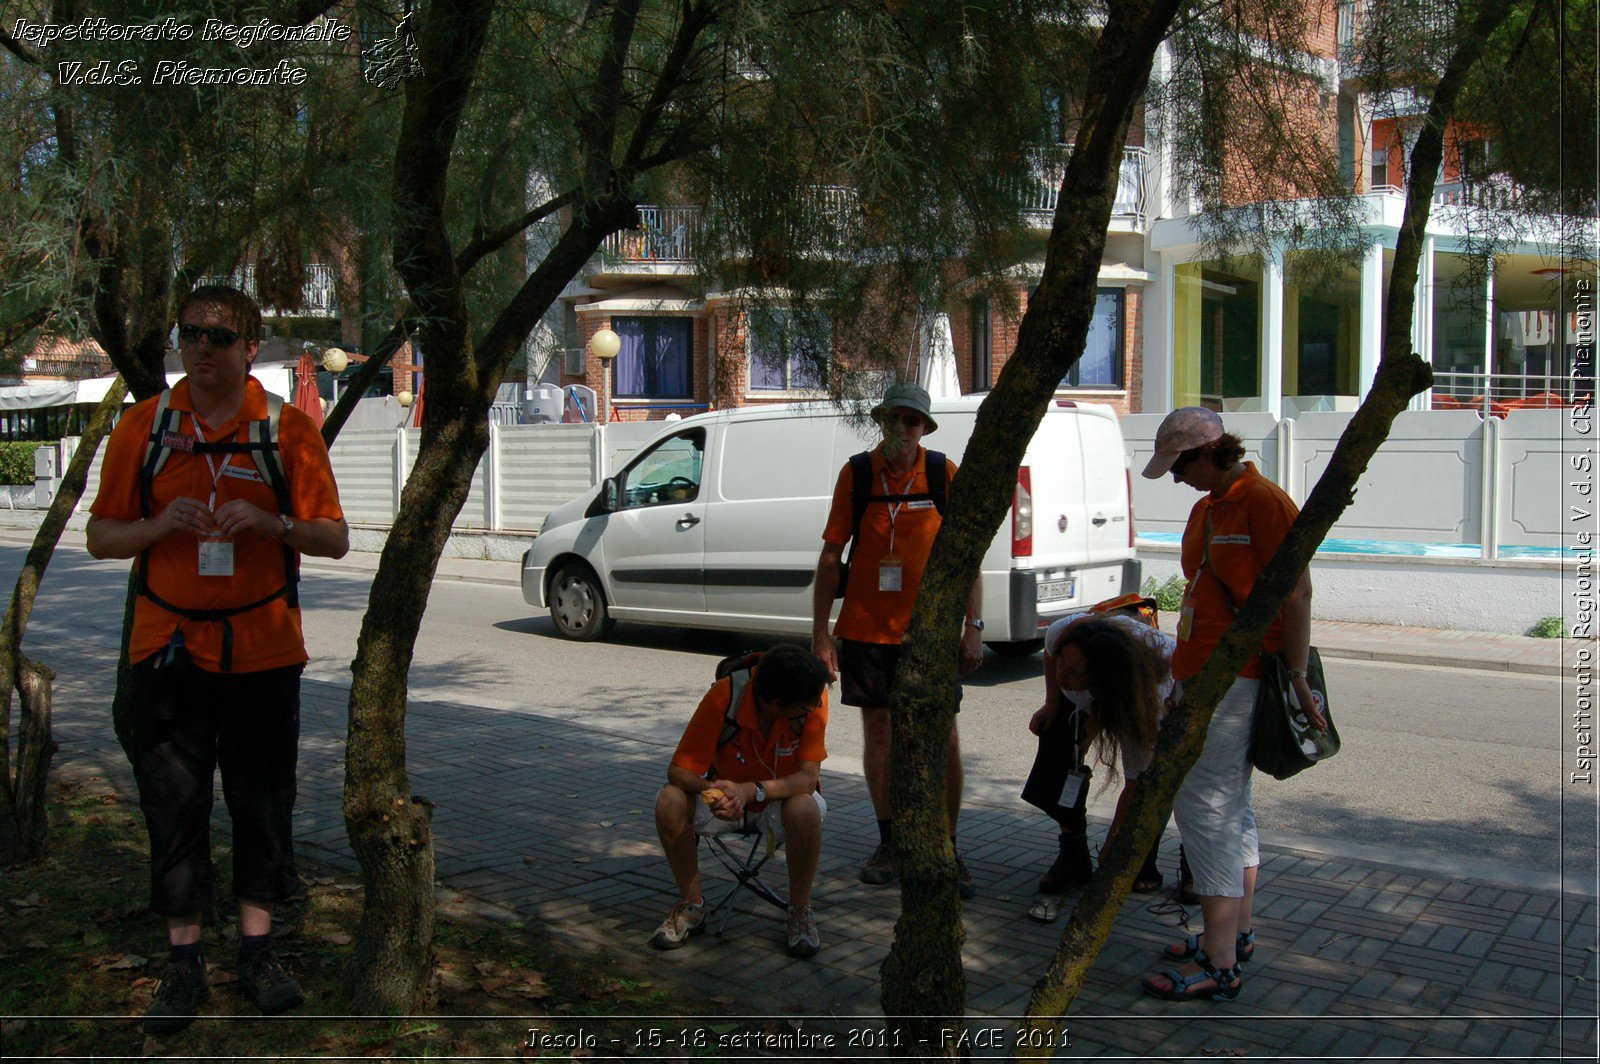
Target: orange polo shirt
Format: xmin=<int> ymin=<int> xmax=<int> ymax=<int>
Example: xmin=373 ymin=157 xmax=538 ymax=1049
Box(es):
xmin=672 ymin=671 xmax=828 ymax=808
xmin=89 ymin=378 xmax=344 ymax=673
xmin=1170 ymin=462 xmax=1299 ymax=681
xmin=822 ymin=445 xmax=958 ymax=644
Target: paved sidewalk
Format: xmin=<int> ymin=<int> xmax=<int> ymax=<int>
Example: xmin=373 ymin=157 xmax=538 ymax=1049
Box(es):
xmin=36 ymin=630 xmax=1599 ymax=1059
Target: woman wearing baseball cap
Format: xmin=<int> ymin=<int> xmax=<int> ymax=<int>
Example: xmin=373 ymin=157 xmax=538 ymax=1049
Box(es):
xmin=1138 ymin=408 xmax=1323 ymax=1002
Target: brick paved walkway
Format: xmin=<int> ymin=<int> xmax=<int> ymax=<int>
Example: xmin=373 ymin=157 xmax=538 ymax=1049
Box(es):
xmin=41 ymin=641 xmax=1599 ymax=1059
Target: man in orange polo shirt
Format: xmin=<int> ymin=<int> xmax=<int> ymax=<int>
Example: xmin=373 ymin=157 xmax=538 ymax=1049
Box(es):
xmin=86 ymin=285 xmax=348 ymax=1034
xmin=651 ymin=643 xmax=831 ymax=957
xmin=810 ymin=382 xmax=984 ymax=896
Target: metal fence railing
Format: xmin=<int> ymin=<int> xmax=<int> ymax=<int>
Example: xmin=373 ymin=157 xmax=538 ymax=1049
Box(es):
xmin=200 ymin=263 xmax=339 ymax=317
xmin=1019 ymin=145 xmax=1147 ymax=226
xmin=1430 ymin=370 xmax=1594 ymax=413
xmin=601 ymin=206 xmax=703 ymax=264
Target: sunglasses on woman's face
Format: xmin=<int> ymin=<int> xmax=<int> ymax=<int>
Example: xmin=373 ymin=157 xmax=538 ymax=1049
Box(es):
xmin=886 ymin=412 xmax=926 ymax=429
xmin=178 ymin=323 xmax=242 ymax=347
xmin=1171 ymin=449 xmax=1200 ymax=476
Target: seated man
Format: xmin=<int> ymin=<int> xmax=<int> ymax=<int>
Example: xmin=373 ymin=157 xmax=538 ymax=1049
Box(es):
xmin=652 ymin=643 xmax=830 ymax=958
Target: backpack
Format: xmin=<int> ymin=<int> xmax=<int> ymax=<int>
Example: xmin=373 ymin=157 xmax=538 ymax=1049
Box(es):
xmin=136 ymin=388 xmax=299 ymax=671
xmin=835 ymin=449 xmax=947 ymax=598
xmin=711 ymin=651 xmax=815 ymax=751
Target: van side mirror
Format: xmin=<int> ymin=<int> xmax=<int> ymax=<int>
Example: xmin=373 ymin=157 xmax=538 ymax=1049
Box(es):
xmin=602 ymin=477 xmax=620 ymax=511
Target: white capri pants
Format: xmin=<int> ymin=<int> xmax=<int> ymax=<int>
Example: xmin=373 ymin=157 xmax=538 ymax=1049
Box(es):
xmin=1172 ymin=677 xmax=1260 ymax=898
xmin=693 ymin=792 xmax=827 ymax=843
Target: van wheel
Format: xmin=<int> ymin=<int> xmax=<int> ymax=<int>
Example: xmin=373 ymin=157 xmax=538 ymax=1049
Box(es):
xmin=549 ymin=564 xmax=614 ymax=641
xmin=992 ymin=639 xmax=1044 ymax=658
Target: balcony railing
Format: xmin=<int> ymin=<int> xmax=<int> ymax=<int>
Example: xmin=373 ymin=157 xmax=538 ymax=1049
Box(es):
xmin=199 ymin=263 xmax=340 ymax=318
xmin=600 ymin=205 xmax=702 ymax=264
xmin=1431 ymin=370 xmax=1594 ymax=414
xmin=1020 ymin=145 xmax=1147 ymax=226
xmin=1338 ymin=0 xmax=1456 ymax=61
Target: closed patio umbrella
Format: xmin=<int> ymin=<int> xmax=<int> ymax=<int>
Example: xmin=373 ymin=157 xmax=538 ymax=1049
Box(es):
xmin=293 ymin=352 xmax=324 ymax=428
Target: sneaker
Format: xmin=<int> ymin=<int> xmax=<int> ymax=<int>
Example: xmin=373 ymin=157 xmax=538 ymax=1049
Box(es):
xmin=954 ymin=853 xmax=977 ymax=899
xmin=1038 ymin=836 xmax=1093 ymax=895
xmin=143 ymin=959 xmax=209 ymax=1035
xmin=859 ymin=842 xmax=896 ymax=885
xmin=648 ymin=899 xmax=705 ymax=950
xmin=785 ymin=905 xmax=820 ymax=958
xmin=236 ymin=948 xmax=305 ymax=1015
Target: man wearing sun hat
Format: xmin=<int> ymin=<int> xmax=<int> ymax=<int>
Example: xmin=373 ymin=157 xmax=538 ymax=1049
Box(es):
xmin=810 ymin=382 xmax=984 ymax=896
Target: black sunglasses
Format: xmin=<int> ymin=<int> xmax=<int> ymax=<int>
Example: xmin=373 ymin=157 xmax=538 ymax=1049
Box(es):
xmin=178 ymin=323 xmax=242 ymax=347
xmin=884 ymin=412 xmax=926 ymax=429
xmin=1171 ymin=449 xmax=1201 ymax=475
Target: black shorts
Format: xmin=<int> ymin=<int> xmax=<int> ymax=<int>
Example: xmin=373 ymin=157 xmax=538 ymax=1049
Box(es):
xmin=838 ymin=638 xmax=963 ymax=712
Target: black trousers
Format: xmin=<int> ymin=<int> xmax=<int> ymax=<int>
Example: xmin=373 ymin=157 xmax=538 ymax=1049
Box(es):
xmin=128 ymin=653 xmax=303 ymax=916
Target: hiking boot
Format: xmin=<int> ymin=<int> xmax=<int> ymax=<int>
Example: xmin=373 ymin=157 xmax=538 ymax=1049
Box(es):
xmin=648 ymin=899 xmax=705 ymax=950
xmin=785 ymin=905 xmax=820 ymax=958
xmin=143 ymin=959 xmax=209 ymax=1035
xmin=1038 ymin=833 xmax=1093 ymax=894
xmin=954 ymin=853 xmax=977 ymax=900
xmin=236 ymin=948 xmax=305 ymax=1015
xmin=859 ymin=842 xmax=896 ymax=885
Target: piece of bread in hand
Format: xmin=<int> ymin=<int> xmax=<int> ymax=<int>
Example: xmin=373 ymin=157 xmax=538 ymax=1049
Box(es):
xmin=700 ymin=788 xmax=724 ymax=806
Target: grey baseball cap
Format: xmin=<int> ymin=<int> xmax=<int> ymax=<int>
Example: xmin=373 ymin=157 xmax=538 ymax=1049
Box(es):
xmin=871 ymin=381 xmax=938 ymax=434
xmin=1142 ymin=406 xmax=1224 ymax=478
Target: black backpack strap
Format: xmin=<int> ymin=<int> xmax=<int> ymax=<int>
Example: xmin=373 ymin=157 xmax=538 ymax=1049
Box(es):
xmin=844 ymin=451 xmax=873 ymax=570
xmin=717 ymin=667 xmax=753 ymax=750
xmin=925 ymin=450 xmax=947 ymax=515
xmin=138 ymin=390 xmax=181 ymax=519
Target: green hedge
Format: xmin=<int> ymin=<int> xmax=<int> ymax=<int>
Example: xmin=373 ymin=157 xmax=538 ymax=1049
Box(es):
xmin=0 ymin=442 xmax=43 ymax=486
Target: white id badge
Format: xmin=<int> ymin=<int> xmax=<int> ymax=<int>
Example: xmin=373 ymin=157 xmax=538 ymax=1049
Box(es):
xmin=198 ymin=535 xmax=234 ymax=577
xmin=878 ymin=559 xmax=903 ymax=592
xmin=1058 ymin=770 xmax=1087 ymax=809
xmin=1176 ymin=597 xmax=1195 ymax=641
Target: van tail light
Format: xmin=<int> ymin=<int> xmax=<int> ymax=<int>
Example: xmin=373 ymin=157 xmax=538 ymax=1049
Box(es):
xmin=1012 ymin=466 xmax=1034 ymax=558
xmin=1126 ymin=468 xmax=1136 ymax=548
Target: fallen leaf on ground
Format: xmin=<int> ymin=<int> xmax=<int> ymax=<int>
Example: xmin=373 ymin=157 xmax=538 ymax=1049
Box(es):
xmin=108 ymin=954 xmax=148 ymax=970
xmin=478 ymin=977 xmax=512 ymax=994
xmin=24 ymin=939 xmax=46 ymax=950
xmin=572 ymin=857 xmax=590 ymax=864
xmin=10 ymin=893 xmax=39 ymax=909
xmin=522 ymin=856 xmax=536 ymax=865
xmin=320 ymin=930 xmax=353 ymax=946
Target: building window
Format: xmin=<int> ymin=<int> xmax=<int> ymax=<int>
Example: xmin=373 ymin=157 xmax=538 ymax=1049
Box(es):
xmin=747 ymin=308 xmax=827 ymax=392
xmin=1370 ymin=145 xmax=1389 ymax=191
xmin=970 ymin=296 xmax=991 ymax=388
xmin=614 ymin=317 xmax=692 ymax=399
xmin=1062 ymin=288 xmax=1124 ymax=389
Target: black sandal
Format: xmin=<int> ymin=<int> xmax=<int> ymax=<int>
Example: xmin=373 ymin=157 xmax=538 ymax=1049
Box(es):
xmin=1140 ymin=949 xmax=1242 ymax=1002
xmin=1164 ymin=929 xmax=1255 ymax=964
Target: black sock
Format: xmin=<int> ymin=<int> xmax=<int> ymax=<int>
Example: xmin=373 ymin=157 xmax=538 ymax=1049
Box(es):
xmin=877 ymin=818 xmax=893 ymax=846
xmin=238 ymin=934 xmax=270 ymax=964
xmin=169 ymin=942 xmax=203 ymax=966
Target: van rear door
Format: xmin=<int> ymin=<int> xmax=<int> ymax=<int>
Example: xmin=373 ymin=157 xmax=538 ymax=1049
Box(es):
xmin=1021 ymin=409 xmax=1089 ymax=604
xmin=1078 ymin=409 xmax=1134 ymax=564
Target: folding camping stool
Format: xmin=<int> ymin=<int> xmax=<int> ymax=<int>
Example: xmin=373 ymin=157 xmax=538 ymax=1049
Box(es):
xmin=699 ymin=816 xmax=789 ymax=936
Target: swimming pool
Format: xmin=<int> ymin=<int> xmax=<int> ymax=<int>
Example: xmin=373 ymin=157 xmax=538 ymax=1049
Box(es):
xmin=1136 ymin=532 xmax=1569 ymax=560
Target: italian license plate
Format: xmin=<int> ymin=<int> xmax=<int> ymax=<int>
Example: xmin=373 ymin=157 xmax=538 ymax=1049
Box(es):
xmin=1037 ymin=577 xmax=1074 ymax=602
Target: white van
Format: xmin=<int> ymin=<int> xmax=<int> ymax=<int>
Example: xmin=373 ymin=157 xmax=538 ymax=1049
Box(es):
xmin=519 ymin=397 xmax=1140 ymax=652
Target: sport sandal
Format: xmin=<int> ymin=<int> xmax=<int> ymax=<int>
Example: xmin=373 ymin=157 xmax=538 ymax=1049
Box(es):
xmin=1140 ymin=949 xmax=1242 ymax=1002
xmin=1163 ymin=928 xmax=1255 ymax=964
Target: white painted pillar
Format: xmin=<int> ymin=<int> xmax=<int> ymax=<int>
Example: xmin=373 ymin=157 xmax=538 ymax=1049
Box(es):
xmin=1411 ymin=234 xmax=1435 ymax=411
xmin=1150 ymin=252 xmax=1177 ymax=413
xmin=393 ymin=427 xmax=409 ymax=519
xmin=486 ymin=421 xmax=502 ymax=530
xmin=1358 ymin=241 xmax=1384 ymax=400
xmin=1260 ymin=246 xmax=1285 ymax=418
xmin=1482 ymin=256 xmax=1497 ymax=416
xmin=1480 ymin=412 xmax=1500 ymax=558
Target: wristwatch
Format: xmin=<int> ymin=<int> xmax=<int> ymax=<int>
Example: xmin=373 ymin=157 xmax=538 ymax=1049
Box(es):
xmin=1288 ymin=668 xmax=1308 ymax=680
xmin=277 ymin=514 xmax=295 ymax=539
xmin=966 ymin=618 xmax=985 ymax=631
xmin=753 ymin=782 xmax=768 ymax=803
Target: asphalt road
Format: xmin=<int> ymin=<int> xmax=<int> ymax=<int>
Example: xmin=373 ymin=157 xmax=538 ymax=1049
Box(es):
xmin=9 ymin=539 xmax=1568 ymax=888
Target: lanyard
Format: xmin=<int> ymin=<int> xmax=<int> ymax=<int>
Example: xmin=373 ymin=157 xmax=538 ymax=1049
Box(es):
xmin=190 ymin=413 xmax=232 ymax=512
xmin=879 ymin=464 xmax=916 ymax=555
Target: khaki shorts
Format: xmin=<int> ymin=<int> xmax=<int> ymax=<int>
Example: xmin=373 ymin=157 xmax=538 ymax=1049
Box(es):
xmin=693 ymin=792 xmax=828 ymax=844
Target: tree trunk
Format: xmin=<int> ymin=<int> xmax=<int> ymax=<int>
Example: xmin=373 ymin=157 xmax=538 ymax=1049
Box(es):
xmin=879 ymin=0 xmax=1181 ymax=1043
xmin=1016 ymin=2 xmax=1512 ymax=1044
xmin=341 ymin=412 xmax=486 ymax=1012
xmin=0 ymin=380 xmax=126 ymax=863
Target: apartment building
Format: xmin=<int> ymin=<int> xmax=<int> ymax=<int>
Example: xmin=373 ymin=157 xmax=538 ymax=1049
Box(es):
xmin=553 ymin=0 xmax=1586 ymax=423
